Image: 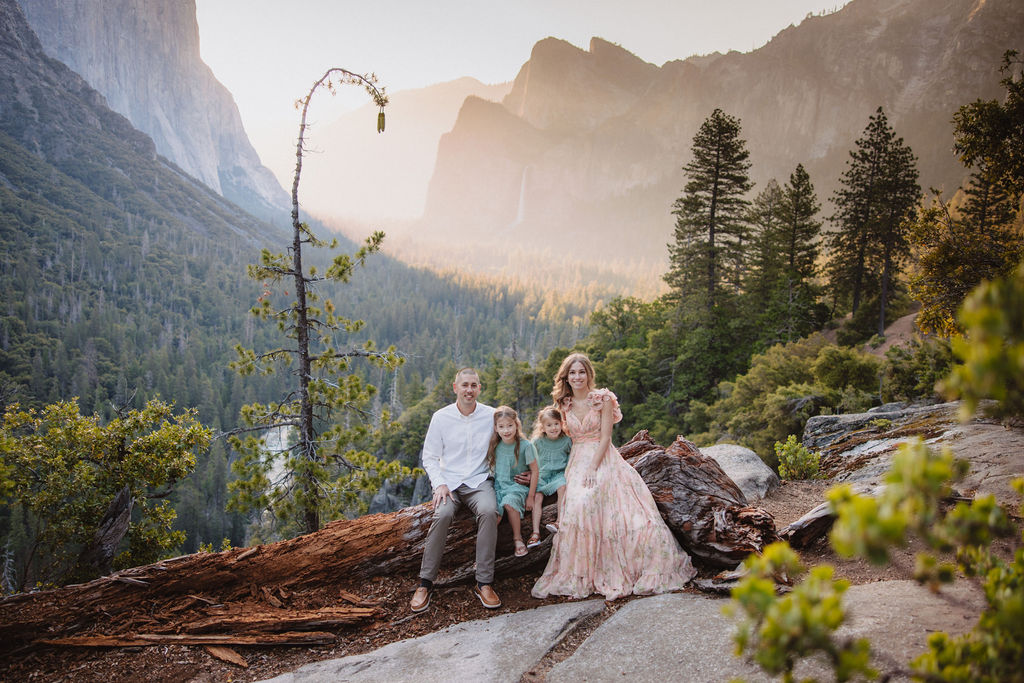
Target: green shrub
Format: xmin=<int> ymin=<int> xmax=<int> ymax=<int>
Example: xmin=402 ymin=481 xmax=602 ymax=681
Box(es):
xmin=882 ymin=335 xmax=953 ymax=402
xmin=774 ymin=434 xmax=821 ymax=479
xmin=812 ymin=345 xmax=882 ymax=395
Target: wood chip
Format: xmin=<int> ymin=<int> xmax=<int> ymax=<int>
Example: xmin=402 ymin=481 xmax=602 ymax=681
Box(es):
xmin=112 ymin=576 xmax=149 ymax=586
xmin=260 ymin=586 xmax=284 ymax=609
xmin=204 ymin=645 xmax=248 ymax=667
xmin=234 ymin=547 xmax=259 ymax=561
xmin=336 ymin=589 xmax=379 ymax=607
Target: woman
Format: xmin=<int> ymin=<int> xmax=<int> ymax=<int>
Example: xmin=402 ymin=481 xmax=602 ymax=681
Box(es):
xmin=532 ymin=352 xmax=696 ymax=600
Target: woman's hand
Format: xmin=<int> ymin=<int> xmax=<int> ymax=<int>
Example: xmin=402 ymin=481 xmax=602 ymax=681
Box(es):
xmin=581 ymin=468 xmax=597 ymax=489
xmin=513 ymin=471 xmax=532 ymax=486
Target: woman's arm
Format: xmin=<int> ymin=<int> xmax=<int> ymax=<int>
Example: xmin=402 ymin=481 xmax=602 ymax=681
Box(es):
xmin=593 ymin=400 xmax=614 ymax=472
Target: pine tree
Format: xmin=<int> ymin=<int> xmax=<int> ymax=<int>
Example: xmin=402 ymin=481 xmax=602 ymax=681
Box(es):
xmin=227 ymin=69 xmax=415 ymax=537
xmin=826 ymin=107 xmax=920 ymax=335
xmin=911 ymin=52 xmax=1024 ymax=336
xmin=743 ymin=165 xmax=823 ymax=346
xmin=911 ymin=168 xmax=1022 ymax=337
xmin=666 ymin=108 xmax=753 ymax=311
xmin=776 ymin=164 xmax=823 ymax=341
xmin=744 ymin=179 xmax=786 ymax=307
xmin=952 ymin=50 xmax=1024 ymax=204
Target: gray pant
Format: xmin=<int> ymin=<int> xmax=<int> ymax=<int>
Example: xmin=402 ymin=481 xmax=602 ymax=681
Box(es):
xmin=419 ymin=480 xmax=498 ymax=585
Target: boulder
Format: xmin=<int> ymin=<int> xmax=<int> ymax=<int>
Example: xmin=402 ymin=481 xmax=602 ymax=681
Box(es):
xmin=367 ymin=480 xmax=404 ymax=514
xmin=700 ymin=444 xmax=780 ymax=502
xmin=410 ymin=474 xmax=432 ymax=506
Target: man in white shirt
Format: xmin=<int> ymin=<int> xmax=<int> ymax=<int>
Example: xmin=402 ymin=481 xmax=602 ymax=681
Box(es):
xmin=410 ymin=367 xmax=501 ymax=612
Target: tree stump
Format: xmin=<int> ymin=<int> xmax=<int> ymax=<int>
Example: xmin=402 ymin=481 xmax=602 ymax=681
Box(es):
xmin=622 ymin=431 xmax=778 ymax=568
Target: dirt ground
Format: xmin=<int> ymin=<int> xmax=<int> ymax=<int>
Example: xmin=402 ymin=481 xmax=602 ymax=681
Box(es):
xmin=8 ymin=476 xmax=1015 ymax=683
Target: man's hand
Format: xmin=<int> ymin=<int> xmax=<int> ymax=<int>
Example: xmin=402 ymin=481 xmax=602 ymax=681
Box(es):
xmin=513 ymin=472 xmax=532 ymax=486
xmin=432 ymin=484 xmax=453 ymax=508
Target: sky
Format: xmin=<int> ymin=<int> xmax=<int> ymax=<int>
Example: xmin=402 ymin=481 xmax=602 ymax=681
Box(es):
xmin=196 ymin=0 xmax=852 ymax=174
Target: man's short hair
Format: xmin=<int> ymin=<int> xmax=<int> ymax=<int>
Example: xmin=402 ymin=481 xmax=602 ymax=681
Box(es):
xmin=453 ymin=367 xmax=480 ymax=383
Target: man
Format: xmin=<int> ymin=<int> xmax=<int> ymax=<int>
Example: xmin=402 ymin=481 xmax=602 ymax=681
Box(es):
xmin=410 ymin=367 xmax=501 ymax=612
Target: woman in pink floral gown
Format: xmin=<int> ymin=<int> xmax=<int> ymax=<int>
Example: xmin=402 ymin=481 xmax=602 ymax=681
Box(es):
xmin=532 ymin=352 xmax=696 ymax=601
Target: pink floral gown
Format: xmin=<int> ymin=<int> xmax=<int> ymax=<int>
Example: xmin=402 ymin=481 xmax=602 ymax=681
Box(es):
xmin=532 ymin=388 xmax=696 ymax=600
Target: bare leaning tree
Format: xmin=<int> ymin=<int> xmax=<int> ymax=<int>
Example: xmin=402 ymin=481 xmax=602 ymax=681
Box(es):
xmin=228 ymin=68 xmax=416 ymax=538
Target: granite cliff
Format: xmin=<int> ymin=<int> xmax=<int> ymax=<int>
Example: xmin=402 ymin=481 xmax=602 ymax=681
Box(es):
xmin=421 ymin=0 xmax=1024 ymax=263
xmin=17 ymin=0 xmax=289 ymax=221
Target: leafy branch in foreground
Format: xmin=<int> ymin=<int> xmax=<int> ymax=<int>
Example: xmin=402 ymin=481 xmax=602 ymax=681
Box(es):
xmin=729 ymin=438 xmax=1020 ymax=682
xmin=941 ymin=262 xmax=1024 ymax=422
xmin=227 ymin=68 xmax=417 ymax=539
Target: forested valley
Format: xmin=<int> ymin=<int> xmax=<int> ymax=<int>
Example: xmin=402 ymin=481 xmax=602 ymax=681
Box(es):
xmin=0 ymin=6 xmax=595 ymax=590
xmin=1 ymin=0 xmax=1021 ymax=596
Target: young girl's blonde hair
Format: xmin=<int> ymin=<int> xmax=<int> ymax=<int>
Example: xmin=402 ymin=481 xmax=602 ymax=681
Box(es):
xmin=530 ymin=405 xmax=564 ymax=440
xmin=487 ymin=405 xmax=525 ymax=470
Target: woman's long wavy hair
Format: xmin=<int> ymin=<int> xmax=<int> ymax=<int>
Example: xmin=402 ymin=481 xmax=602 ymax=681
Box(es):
xmin=486 ymin=405 xmax=525 ymax=470
xmin=551 ymin=352 xmax=595 ymax=408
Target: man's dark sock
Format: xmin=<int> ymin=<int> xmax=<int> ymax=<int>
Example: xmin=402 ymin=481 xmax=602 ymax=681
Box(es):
xmin=419 ymin=578 xmax=434 ymax=590
xmin=477 ymin=581 xmax=490 ymax=589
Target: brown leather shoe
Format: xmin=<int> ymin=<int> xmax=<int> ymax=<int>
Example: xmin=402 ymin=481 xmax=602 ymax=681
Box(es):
xmin=410 ymin=586 xmax=431 ymax=613
xmin=474 ymin=583 xmax=501 ymax=609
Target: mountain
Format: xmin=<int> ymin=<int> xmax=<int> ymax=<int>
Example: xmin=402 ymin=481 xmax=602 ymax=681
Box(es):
xmin=16 ymin=0 xmax=289 ymax=221
xmin=0 ymin=0 xmax=286 ymax=423
xmin=298 ymin=77 xmax=511 ymax=222
xmin=419 ymin=0 xmax=1024 ymax=263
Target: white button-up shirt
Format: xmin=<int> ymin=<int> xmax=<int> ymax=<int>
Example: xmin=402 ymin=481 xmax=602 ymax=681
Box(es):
xmin=420 ymin=402 xmax=496 ymax=491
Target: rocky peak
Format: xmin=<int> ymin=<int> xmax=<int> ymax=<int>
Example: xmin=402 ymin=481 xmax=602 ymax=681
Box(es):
xmin=422 ymin=0 xmax=1023 ymax=263
xmin=16 ymin=0 xmax=288 ymax=220
xmin=0 ymin=0 xmax=154 ymax=162
xmin=502 ymin=36 xmax=659 ymax=133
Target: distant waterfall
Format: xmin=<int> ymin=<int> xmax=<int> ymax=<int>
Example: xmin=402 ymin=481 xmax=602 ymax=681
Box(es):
xmin=511 ymin=165 xmax=528 ymax=227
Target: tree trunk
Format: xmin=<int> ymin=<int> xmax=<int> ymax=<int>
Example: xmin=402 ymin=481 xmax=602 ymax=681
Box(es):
xmin=879 ymin=237 xmax=892 ymax=337
xmin=77 ymin=485 xmax=132 ymax=577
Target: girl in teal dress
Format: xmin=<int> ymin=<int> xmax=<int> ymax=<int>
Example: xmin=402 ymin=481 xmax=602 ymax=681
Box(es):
xmin=528 ymin=405 xmax=571 ymax=547
xmin=487 ymin=406 xmax=538 ymax=557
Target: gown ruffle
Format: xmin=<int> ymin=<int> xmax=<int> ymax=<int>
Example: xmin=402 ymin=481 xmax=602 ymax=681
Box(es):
xmin=532 ymin=389 xmax=696 ymax=600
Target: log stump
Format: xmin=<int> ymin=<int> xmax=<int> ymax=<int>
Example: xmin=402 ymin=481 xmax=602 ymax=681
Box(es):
xmin=622 ymin=431 xmax=778 ymax=568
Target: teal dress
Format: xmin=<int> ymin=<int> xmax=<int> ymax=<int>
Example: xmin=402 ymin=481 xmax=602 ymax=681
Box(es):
xmin=534 ymin=435 xmax=571 ymax=496
xmin=493 ymin=439 xmax=537 ymax=516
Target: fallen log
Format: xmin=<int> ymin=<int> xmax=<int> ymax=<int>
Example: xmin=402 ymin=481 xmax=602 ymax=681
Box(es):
xmin=778 ymin=500 xmax=836 ymax=548
xmin=0 ymin=430 xmax=776 ymax=653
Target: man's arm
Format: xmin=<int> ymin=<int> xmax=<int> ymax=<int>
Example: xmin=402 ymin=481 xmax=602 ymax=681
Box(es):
xmin=420 ymin=411 xmax=453 ymax=506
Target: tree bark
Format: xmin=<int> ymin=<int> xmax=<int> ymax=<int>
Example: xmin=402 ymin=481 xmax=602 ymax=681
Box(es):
xmin=78 ymin=485 xmax=132 ymax=577
xmin=620 ymin=431 xmax=778 ymax=568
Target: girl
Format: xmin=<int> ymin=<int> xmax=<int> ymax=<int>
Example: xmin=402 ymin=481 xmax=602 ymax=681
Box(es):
xmin=532 ymin=352 xmax=696 ymax=600
xmin=488 ymin=406 xmax=539 ymax=557
xmin=527 ymin=405 xmax=571 ymax=547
